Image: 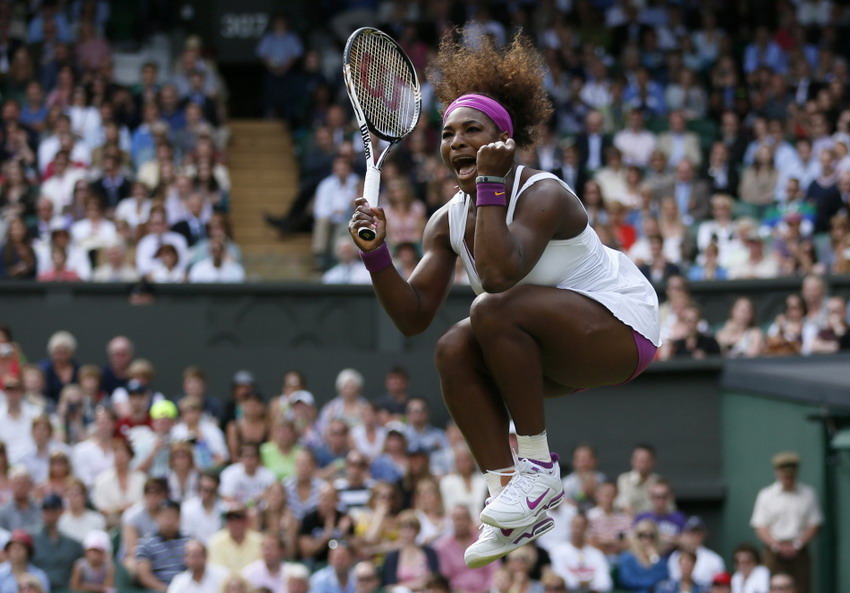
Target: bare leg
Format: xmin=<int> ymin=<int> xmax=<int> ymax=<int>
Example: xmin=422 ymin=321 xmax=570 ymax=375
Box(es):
xmin=468 ymin=286 xmax=639 ymax=436
xmin=435 ymin=319 xmax=513 ymax=471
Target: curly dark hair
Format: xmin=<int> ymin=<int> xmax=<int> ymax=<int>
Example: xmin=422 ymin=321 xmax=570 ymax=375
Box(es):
xmin=428 ymin=29 xmax=553 ymax=150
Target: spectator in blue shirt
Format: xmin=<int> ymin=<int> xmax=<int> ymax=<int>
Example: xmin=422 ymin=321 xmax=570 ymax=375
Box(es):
xmin=256 ymin=13 xmax=304 ymax=122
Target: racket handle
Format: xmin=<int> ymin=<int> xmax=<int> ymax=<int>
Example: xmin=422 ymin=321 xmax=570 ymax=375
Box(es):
xmin=359 ymin=163 xmax=381 ymax=241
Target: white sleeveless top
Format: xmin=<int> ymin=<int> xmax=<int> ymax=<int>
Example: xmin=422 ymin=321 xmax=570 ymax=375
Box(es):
xmin=443 ymin=166 xmax=661 ymax=346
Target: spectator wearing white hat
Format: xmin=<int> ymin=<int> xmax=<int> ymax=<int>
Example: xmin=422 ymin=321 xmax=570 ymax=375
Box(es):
xmin=69 ymin=529 xmax=114 ymax=593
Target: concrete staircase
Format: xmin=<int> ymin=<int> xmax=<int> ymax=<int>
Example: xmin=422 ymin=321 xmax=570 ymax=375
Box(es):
xmin=227 ymin=119 xmax=317 ymax=282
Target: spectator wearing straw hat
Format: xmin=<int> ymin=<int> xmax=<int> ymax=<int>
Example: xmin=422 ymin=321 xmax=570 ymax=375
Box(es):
xmin=751 ymin=452 xmax=821 ymax=593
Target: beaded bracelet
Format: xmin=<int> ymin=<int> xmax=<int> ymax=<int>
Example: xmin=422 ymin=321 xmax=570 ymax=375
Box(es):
xmin=360 ymin=242 xmax=393 ymax=273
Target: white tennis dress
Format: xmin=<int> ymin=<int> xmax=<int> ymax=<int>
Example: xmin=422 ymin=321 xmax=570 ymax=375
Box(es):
xmin=443 ymin=166 xmax=661 ymax=346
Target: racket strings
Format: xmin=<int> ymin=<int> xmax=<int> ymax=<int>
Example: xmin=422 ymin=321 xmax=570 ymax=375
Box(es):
xmin=350 ymin=34 xmax=418 ymax=138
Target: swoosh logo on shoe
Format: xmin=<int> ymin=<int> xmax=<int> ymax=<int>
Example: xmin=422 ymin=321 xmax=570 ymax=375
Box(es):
xmin=527 ymin=490 xmax=549 ymax=510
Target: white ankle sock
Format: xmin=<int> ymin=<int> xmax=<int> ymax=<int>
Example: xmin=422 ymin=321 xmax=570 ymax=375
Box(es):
xmin=517 ymin=431 xmax=550 ymax=462
xmin=484 ymin=466 xmax=514 ymax=498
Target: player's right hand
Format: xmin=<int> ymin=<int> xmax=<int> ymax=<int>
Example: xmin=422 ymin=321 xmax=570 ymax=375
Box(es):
xmin=349 ymin=197 xmax=387 ymax=250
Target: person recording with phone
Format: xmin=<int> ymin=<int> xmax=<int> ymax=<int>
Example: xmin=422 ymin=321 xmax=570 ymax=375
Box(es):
xmin=348 ymin=28 xmax=660 ymax=568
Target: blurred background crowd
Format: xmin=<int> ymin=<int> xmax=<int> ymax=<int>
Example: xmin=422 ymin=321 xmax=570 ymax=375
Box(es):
xmin=0 ymin=329 xmax=822 ymax=593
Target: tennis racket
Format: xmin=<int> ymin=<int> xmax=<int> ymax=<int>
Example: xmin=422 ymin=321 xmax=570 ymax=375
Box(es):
xmin=343 ymin=27 xmax=422 ymax=241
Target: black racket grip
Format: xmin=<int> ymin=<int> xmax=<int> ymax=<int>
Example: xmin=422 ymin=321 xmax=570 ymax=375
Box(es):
xmin=358 ymin=228 xmax=376 ymax=241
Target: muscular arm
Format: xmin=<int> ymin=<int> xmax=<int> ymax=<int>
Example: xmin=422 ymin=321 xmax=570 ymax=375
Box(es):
xmin=474 ymin=178 xmax=585 ymax=292
xmin=350 ymin=198 xmax=456 ymax=336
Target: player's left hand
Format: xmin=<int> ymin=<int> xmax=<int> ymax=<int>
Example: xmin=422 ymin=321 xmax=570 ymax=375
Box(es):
xmin=476 ymin=137 xmax=515 ymax=178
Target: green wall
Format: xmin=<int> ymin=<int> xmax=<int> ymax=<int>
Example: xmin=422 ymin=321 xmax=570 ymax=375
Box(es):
xmin=721 ymin=391 xmax=825 ymax=592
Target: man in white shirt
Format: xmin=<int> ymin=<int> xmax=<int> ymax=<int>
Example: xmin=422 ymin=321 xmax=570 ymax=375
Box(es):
xmin=550 ymin=513 xmax=612 ymax=592
xmin=312 ymin=155 xmax=361 ymax=270
xmin=71 ymin=406 xmax=116 ymax=487
xmin=187 ymin=238 xmax=245 ymax=283
xmin=180 ymin=472 xmax=226 ymax=544
xmin=615 ymin=444 xmax=660 ymax=515
xmin=39 ymin=150 xmax=86 ymax=215
xmin=0 ymin=375 xmax=38 ymax=463
xmin=667 ymin=516 xmax=726 ymax=588
xmin=219 ymin=442 xmax=276 ymax=506
xmin=135 ymin=207 xmax=189 ymax=276
xmin=167 ymin=540 xmax=229 ymax=593
xmin=322 ymin=238 xmax=371 ymax=285
xmin=751 ymin=452 xmax=822 ymax=593
xmin=242 ymin=534 xmax=288 ymax=593
xmin=614 ymin=108 xmax=657 ymax=168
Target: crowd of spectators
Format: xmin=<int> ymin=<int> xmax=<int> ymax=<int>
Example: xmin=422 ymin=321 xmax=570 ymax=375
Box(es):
xmin=0 ymin=328 xmax=824 ymax=593
xmin=256 ymin=1 xmax=850 ymax=355
xmin=0 ymin=0 xmax=245 ymax=285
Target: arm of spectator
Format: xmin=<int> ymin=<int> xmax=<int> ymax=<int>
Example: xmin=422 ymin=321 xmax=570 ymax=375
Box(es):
xmin=226 ymin=420 xmax=239 ymax=460
xmin=135 ymin=557 xmax=168 ymax=593
xmin=121 ymin=523 xmax=141 ymax=574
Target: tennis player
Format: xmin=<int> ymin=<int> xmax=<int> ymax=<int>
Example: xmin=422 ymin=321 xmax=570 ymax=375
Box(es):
xmin=348 ymin=31 xmax=660 ymax=567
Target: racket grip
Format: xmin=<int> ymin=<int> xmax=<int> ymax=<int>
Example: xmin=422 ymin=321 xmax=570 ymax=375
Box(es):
xmin=359 ymin=164 xmax=381 ymax=241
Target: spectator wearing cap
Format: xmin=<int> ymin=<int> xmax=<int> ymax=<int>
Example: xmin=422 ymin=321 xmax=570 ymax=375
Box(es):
xmin=208 ymin=502 xmax=264 ymax=573
xmin=551 ymin=513 xmax=613 ymax=593
xmin=135 ymin=499 xmax=189 ymax=591
xmin=32 ymin=492 xmax=83 ymax=590
xmin=220 ymin=369 xmax=256 ymax=427
xmin=309 ymin=539 xmax=356 ymax=593
xmin=167 ymin=539 xmax=228 ymax=593
xmin=668 ymin=517 xmax=726 ymax=589
xmin=110 ymin=358 xmax=165 ymax=420
xmin=220 ymin=442 xmax=276 ymax=507
xmin=289 ymin=390 xmax=322 ymax=450
xmin=112 ymin=379 xmax=152 ymax=440
xmin=404 ymin=398 xmax=449 ymax=459
xmin=92 ymin=437 xmax=146 ymax=526
xmin=298 ymin=482 xmax=355 ymax=569
xmin=172 ymin=395 xmax=229 ymax=470
xmin=750 ymin=452 xmax=821 ymax=593
xmin=634 ymin=480 xmax=686 ymax=555
xmin=69 ymin=530 xmax=115 ymax=593
xmin=0 ymin=529 xmax=50 ymax=593
xmin=226 ymin=389 xmax=270 ymax=461
xmin=0 ymin=375 xmax=38 ymax=464
xmin=0 ymin=467 xmax=41 ymax=534
xmin=730 ymin=542 xmax=769 ymax=593
xmin=130 ymin=399 xmax=179 ymax=478
xmin=180 ymin=471 xmax=226 ymax=545
xmin=120 ymin=482 xmax=165 ymax=566
xmin=710 ymin=571 xmax=732 ymax=593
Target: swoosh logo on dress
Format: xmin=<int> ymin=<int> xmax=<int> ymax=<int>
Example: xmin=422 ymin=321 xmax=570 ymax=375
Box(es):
xmin=527 ymin=491 xmax=549 ymax=510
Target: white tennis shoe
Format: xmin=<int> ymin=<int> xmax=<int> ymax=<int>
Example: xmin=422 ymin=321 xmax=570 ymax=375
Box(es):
xmin=479 ymin=454 xmax=564 ymax=529
xmin=464 ymin=512 xmax=555 ymax=568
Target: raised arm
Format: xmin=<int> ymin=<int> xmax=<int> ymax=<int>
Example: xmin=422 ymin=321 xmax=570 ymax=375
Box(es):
xmin=349 ymin=198 xmax=456 ymax=336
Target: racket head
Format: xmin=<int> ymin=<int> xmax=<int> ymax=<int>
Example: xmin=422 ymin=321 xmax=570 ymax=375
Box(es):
xmin=343 ymin=27 xmax=422 ymax=143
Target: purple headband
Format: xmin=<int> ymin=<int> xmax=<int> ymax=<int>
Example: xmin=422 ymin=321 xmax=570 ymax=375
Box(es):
xmin=443 ymin=94 xmax=514 ymax=137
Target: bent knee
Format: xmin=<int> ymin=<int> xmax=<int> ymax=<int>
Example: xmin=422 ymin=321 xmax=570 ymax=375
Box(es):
xmin=434 ymin=321 xmax=479 ymax=373
xmin=469 ymin=291 xmax=514 ymax=329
